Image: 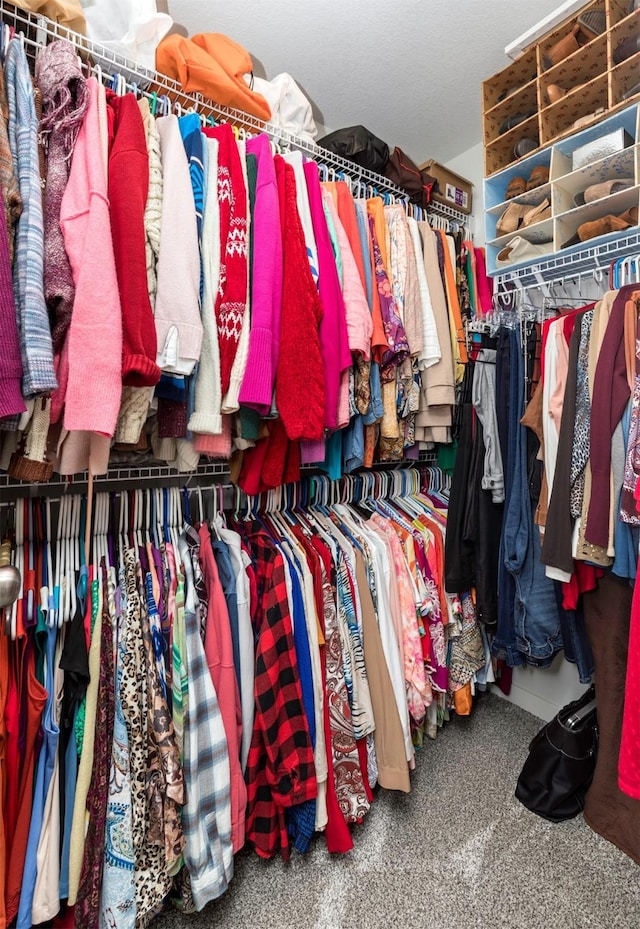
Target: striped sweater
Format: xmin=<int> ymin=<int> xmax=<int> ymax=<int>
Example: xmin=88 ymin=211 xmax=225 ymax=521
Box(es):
xmin=5 ymin=39 xmax=57 ymax=398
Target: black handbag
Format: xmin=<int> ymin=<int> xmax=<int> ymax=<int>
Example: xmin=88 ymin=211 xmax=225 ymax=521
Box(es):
xmin=317 ymin=125 xmax=389 ymax=175
xmin=515 ymin=686 xmax=598 ymax=823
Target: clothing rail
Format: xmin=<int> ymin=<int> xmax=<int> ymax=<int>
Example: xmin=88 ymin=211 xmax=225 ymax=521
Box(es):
xmin=0 ymin=0 xmax=469 ymax=227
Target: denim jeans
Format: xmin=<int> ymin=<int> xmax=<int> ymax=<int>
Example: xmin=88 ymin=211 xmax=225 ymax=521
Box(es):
xmin=493 ymin=326 xmax=563 ymax=665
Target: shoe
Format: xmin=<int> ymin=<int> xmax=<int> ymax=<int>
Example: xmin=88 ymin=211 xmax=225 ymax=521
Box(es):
xmin=521 ymin=199 xmax=552 ymax=227
xmin=496 ymin=235 xmax=553 ymax=265
xmin=577 ymin=206 xmax=639 ymax=242
xmin=497 ymin=83 xmax=527 ymax=103
xmin=545 ymin=23 xmax=595 ymax=68
xmin=513 ymin=138 xmax=539 ymax=159
xmin=496 ymin=202 xmax=528 ymax=237
xmin=573 ymin=178 xmax=635 ymax=207
xmin=499 ymin=111 xmax=536 ymax=135
xmin=622 ymin=80 xmax=640 ymax=101
xmin=613 ymin=34 xmax=640 ymax=65
xmin=571 ymin=107 xmax=606 ymax=131
xmin=506 ymin=176 xmax=526 ymax=199
xmin=547 ymin=84 xmax=567 ymax=104
xmin=577 ymin=10 xmax=606 ymax=39
xmin=526 ymin=165 xmax=550 ymax=190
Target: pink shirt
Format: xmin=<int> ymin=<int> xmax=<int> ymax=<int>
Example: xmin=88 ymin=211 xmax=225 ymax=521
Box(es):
xmin=199 ymin=525 xmax=246 ymax=854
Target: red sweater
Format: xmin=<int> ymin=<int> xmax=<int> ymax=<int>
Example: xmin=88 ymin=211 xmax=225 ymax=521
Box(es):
xmin=275 ymin=159 xmax=325 ymax=441
xmin=203 ymin=123 xmax=248 ymax=396
xmin=107 ymin=92 xmax=160 ymax=388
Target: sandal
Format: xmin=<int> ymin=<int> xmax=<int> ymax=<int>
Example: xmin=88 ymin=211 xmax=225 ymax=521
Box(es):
xmin=496 ymin=202 xmax=528 ymax=237
xmin=521 ymin=199 xmax=552 ymax=227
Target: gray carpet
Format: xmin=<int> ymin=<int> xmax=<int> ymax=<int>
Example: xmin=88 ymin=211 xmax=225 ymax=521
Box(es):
xmin=154 ymin=694 xmax=640 ymax=929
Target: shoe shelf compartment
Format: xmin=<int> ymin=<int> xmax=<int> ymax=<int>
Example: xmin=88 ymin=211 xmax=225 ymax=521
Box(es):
xmin=541 ymin=69 xmax=610 ymax=145
xmin=555 ymin=183 xmax=639 ymax=248
xmin=610 ymin=48 xmax=640 ymax=107
xmin=484 ymin=102 xmax=640 ymax=273
xmin=482 ymin=0 xmax=640 ymax=176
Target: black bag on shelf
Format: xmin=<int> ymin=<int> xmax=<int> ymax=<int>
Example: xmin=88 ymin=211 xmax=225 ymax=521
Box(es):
xmin=515 ymin=685 xmax=598 ymax=823
xmin=384 ymin=146 xmax=436 ymax=208
xmin=317 ymin=125 xmax=389 ymax=175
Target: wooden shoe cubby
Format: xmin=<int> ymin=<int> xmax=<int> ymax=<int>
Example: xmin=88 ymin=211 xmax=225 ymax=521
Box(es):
xmin=483 ymin=0 xmax=640 ymax=176
xmin=484 ymin=102 xmax=640 ymax=274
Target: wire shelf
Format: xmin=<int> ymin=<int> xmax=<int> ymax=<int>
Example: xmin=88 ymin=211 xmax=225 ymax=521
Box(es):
xmin=0 ymin=0 xmax=469 ymax=227
xmin=492 ymin=228 xmax=640 ymax=294
xmin=1 ymin=451 xmax=438 ymax=503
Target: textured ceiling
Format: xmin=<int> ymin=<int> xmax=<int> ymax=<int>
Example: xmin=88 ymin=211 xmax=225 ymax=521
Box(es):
xmin=170 ymin=0 xmax=563 ymax=165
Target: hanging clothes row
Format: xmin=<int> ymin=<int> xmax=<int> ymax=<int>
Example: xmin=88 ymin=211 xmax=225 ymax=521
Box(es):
xmin=0 ymin=466 xmax=488 ymax=926
xmin=0 ymin=30 xmax=491 ymax=490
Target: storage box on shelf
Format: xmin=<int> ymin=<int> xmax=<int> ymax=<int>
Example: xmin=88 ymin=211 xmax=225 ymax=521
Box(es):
xmin=482 ymin=0 xmax=640 ymax=176
xmin=484 ymin=102 xmax=640 ymax=275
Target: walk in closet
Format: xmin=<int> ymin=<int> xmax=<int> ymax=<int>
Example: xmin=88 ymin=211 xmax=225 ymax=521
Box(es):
xmin=1 ymin=2 xmax=640 ymax=928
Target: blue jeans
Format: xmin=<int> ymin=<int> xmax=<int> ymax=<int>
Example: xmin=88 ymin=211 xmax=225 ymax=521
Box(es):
xmin=493 ymin=326 xmax=562 ymax=665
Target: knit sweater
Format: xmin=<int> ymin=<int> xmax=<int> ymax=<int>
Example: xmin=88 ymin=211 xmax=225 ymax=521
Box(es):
xmin=36 ymin=40 xmax=89 ymax=355
xmin=189 ymin=136 xmax=222 ymax=437
xmin=107 ymin=91 xmax=160 ymax=388
xmin=305 ymin=160 xmax=351 ymax=430
xmin=60 ymin=77 xmax=122 ymax=436
xmin=203 ymin=123 xmax=248 ymax=397
xmin=222 ymin=140 xmax=253 ymax=414
xmin=238 ymin=133 xmax=282 ymax=414
xmin=0 ymin=207 xmax=25 ymax=419
xmin=6 ymin=39 xmax=57 ymax=398
xmin=138 ymin=98 xmax=163 ymax=305
xmin=155 ymin=115 xmax=203 ymax=376
xmin=0 ymin=67 xmax=21 ymax=264
xmin=276 ymin=159 xmax=325 ymax=441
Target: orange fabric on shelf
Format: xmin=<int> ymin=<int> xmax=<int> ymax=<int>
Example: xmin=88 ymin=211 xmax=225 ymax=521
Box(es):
xmin=156 ymin=33 xmax=271 ymax=122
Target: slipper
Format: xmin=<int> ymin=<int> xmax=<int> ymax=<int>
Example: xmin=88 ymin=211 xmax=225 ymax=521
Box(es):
xmin=499 ymin=111 xmax=536 ymax=135
xmin=577 ymin=207 xmax=639 ymax=242
xmin=496 ymin=202 xmax=528 ymax=237
xmin=546 ymin=84 xmax=567 ymax=104
xmin=506 ymin=176 xmax=526 ymax=199
xmin=545 ymin=23 xmax=593 ymax=68
xmin=526 ymin=165 xmax=550 ymax=190
xmin=513 ymin=138 xmax=539 ymax=159
xmin=521 ymin=199 xmax=552 ymax=227
xmin=573 ymin=178 xmax=635 ymax=207
xmin=496 ymin=236 xmax=553 ymax=265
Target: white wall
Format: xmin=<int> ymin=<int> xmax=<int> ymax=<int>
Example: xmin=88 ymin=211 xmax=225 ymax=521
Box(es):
xmin=446 ymin=142 xmax=485 ymax=245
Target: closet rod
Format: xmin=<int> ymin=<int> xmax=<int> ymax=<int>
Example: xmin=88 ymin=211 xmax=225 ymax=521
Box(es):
xmin=0 ymin=0 xmax=468 ymax=218
xmin=0 ymin=453 xmax=439 ymax=503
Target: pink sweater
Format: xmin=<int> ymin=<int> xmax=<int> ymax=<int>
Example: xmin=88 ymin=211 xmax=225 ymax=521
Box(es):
xmin=60 ymin=77 xmax=122 ymax=436
xmin=238 ymin=134 xmax=283 ymax=414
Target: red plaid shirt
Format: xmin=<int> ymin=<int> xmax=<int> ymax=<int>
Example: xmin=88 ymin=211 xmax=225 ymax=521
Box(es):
xmin=242 ymin=522 xmax=317 ymax=859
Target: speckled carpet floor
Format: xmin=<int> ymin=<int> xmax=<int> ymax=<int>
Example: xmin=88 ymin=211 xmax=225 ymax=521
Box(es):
xmin=153 ymin=694 xmax=640 ymax=929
